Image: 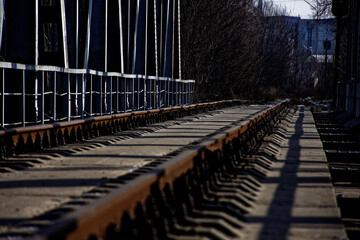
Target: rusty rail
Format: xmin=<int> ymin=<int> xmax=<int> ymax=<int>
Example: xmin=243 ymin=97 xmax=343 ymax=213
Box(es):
xmin=22 ymin=100 xmax=290 ymax=240
xmin=0 ymin=100 xmax=246 ymax=160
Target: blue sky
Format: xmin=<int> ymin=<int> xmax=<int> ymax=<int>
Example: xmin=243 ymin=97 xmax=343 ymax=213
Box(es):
xmin=270 ymin=0 xmax=315 ymax=19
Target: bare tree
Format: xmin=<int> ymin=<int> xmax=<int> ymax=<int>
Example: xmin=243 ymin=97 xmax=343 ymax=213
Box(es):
xmin=181 ymin=0 xmax=318 ymax=101
xmin=181 ymin=0 xmax=260 ymax=101
xmin=304 ymin=0 xmax=334 ymax=18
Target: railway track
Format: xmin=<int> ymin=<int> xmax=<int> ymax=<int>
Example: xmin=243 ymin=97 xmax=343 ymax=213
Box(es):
xmin=0 ymin=100 xmax=242 ymax=164
xmin=0 ymin=100 xmax=292 ymax=239
xmin=313 ymin=110 xmax=360 ymax=239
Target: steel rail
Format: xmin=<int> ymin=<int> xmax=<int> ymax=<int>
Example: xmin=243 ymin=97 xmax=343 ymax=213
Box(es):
xmin=29 ymin=100 xmax=289 ymax=240
xmin=0 ymin=100 xmax=245 ymax=159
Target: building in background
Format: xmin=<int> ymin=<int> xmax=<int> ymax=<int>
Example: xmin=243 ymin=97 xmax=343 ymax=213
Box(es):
xmin=298 ymin=18 xmax=336 ymax=56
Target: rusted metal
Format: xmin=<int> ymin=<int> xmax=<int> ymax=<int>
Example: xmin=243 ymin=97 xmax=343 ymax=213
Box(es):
xmin=0 ymin=100 xmax=241 ymax=160
xmin=26 ymin=100 xmax=290 ymax=240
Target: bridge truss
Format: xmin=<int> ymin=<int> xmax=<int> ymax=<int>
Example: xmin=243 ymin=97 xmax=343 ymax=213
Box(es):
xmin=0 ymin=0 xmax=194 ymax=128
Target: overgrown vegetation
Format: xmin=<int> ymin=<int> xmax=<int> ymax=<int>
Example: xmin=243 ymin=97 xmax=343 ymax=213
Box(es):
xmin=181 ymin=0 xmax=333 ymax=101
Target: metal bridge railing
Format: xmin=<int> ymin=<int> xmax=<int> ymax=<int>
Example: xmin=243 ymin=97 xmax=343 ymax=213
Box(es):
xmin=0 ymin=62 xmax=195 ymax=128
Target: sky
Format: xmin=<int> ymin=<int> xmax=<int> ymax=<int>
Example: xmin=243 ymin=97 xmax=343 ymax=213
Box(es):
xmin=270 ymin=0 xmax=315 ymax=19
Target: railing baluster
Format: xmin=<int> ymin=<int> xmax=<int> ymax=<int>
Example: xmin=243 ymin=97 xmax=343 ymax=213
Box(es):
xmin=53 ymin=72 xmax=57 ymax=121
xmin=116 ymin=76 xmax=119 ymax=112
xmin=75 ymin=74 xmax=79 ymax=116
xmin=110 ymin=76 xmax=112 ymax=115
xmin=41 ymin=71 xmax=44 ymax=124
xmin=132 ymin=77 xmax=134 ymax=111
xmin=123 ymin=77 xmax=127 ymax=112
xmin=0 ymin=62 xmax=194 ymax=127
xmin=81 ymin=74 xmax=84 ymax=118
xmin=1 ymin=69 xmax=4 ymax=128
xmin=22 ymin=70 xmax=26 ymax=127
xmin=67 ymin=73 xmax=71 ymax=121
xmin=90 ymin=74 xmax=93 ymax=116
xmin=100 ymin=76 xmax=103 ymax=116
xmin=35 ymin=72 xmax=38 ymax=122
xmin=137 ymin=77 xmax=140 ymax=110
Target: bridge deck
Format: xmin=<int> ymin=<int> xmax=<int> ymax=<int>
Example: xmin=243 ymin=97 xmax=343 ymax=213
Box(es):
xmin=0 ymin=105 xmax=266 ymax=229
xmin=0 ymin=105 xmax=348 ymax=239
xmin=243 ymin=106 xmax=347 ymax=239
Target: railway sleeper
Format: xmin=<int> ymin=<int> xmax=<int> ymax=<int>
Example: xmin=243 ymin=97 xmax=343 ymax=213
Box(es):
xmin=0 ymin=101 xmax=292 ymax=239
xmin=330 ymin=165 xmax=360 ymax=184
xmin=0 ymin=102 xmax=238 ymax=160
xmin=313 ymin=109 xmax=360 ymax=239
xmin=325 ymin=150 xmax=360 ymax=163
xmin=337 ymin=196 xmax=360 ymax=238
xmin=110 ymin=105 xmax=293 ymax=240
xmin=323 ymin=140 xmax=360 ymax=150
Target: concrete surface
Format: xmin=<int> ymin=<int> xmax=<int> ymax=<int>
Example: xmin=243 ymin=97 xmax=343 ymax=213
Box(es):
xmin=242 ymin=106 xmax=347 ymax=240
xmin=0 ymin=105 xmax=267 ymax=230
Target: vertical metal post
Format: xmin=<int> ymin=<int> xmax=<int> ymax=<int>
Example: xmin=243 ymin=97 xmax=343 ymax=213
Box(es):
xmin=100 ymin=77 xmax=103 ymax=115
xmin=60 ymin=0 xmax=69 ymax=68
xmin=154 ymin=0 xmax=159 ymax=77
xmin=84 ymin=0 xmax=94 ymax=69
xmin=35 ymin=73 xmax=38 ymax=120
xmin=35 ymin=0 xmax=39 ymax=124
xmin=105 ymin=0 xmax=108 ymax=72
xmin=67 ymin=73 xmax=71 ymax=121
xmin=1 ymin=69 xmax=4 ymax=128
xmin=157 ymin=78 xmax=160 ymax=108
xmin=22 ymin=70 xmax=26 ymax=127
xmin=132 ymin=0 xmax=140 ymax=74
xmin=110 ymin=77 xmax=113 ymax=114
xmin=35 ymin=0 xmax=39 ymax=66
xmin=75 ymin=74 xmax=79 ymax=115
xmin=167 ymin=78 xmax=169 ymax=106
xmin=81 ymin=74 xmax=85 ymax=118
xmin=137 ymin=77 xmax=140 ymax=109
xmin=76 ymin=0 xmax=79 ymax=68
xmin=187 ymin=82 xmax=190 ymax=105
xmin=160 ymin=0 xmax=163 ymax=75
xmin=188 ymin=82 xmax=190 ymax=105
xmin=145 ymin=0 xmax=148 ymax=75
xmin=177 ymin=0 xmax=181 ymax=79
xmin=179 ymin=81 xmax=182 ymax=106
xmin=41 ymin=72 xmax=45 ymax=124
xmin=0 ymin=0 xmax=4 ymax=52
xmin=90 ymin=75 xmax=93 ymax=115
xmin=118 ymin=0 xmax=125 ymax=73
xmin=154 ymin=78 xmax=156 ymax=108
xmin=149 ymin=77 xmax=152 ymax=109
xmin=182 ymin=81 xmax=184 ymax=105
xmin=124 ymin=78 xmax=127 ymax=112
xmin=176 ymin=80 xmax=178 ymax=106
xmin=143 ymin=77 xmax=146 ymax=109
xmin=104 ymin=77 xmax=107 ymax=114
xmin=183 ymin=82 xmax=186 ymax=105
xmin=132 ymin=77 xmax=135 ymax=110
xmin=116 ymin=77 xmax=119 ymax=112
xmin=127 ymin=0 xmax=131 ymax=73
xmin=53 ymin=72 xmax=57 ymax=121
xmin=171 ymin=0 xmax=175 ymax=79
